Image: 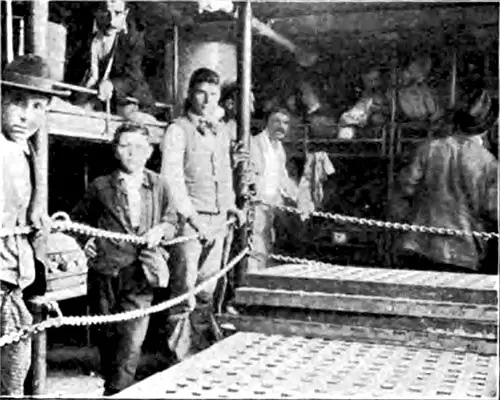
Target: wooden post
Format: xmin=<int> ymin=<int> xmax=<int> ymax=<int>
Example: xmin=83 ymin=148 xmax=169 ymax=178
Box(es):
xmin=25 ymin=2 xmax=50 ymax=395
xmin=172 ymin=23 xmax=180 ymax=117
xmin=5 ymin=0 xmax=14 ymax=62
xmin=26 ymin=0 xmax=49 ymax=57
xmin=385 ymin=41 xmax=399 ymax=269
xmin=236 ymin=0 xmax=252 ymax=281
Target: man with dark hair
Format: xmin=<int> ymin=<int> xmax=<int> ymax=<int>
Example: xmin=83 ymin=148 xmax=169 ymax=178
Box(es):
xmin=71 ymin=123 xmax=177 ymax=395
xmin=1 ymin=54 xmax=69 ymax=395
xmin=391 ymin=89 xmax=498 ymax=273
xmin=248 ymin=107 xmax=298 ymax=271
xmin=79 ymin=0 xmax=155 ymax=120
xmin=160 ymin=68 xmax=243 ymax=362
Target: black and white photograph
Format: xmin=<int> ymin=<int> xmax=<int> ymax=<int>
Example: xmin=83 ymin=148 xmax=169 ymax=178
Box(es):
xmin=0 ymin=0 xmax=498 ymax=398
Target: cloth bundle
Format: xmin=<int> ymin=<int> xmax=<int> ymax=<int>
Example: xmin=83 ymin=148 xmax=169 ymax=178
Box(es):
xmin=296 ymin=151 xmax=335 ymax=218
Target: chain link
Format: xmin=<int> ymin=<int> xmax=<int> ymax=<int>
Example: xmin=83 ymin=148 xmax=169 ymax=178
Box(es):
xmin=0 ymin=213 xmax=235 ymax=247
xmin=255 ymin=202 xmax=499 ymax=240
xmin=269 ymin=253 xmax=338 ymax=268
xmin=0 ymin=246 xmax=250 ymax=348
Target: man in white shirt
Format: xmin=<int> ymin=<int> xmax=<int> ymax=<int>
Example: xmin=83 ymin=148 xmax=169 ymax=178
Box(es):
xmin=248 ymin=107 xmax=298 ymax=271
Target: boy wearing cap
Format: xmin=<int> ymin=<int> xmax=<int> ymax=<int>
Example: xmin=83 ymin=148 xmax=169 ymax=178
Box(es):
xmin=71 ymin=123 xmax=177 ymax=395
xmin=1 ymin=54 xmax=69 ymax=395
xmin=391 ymin=89 xmax=498 ymax=273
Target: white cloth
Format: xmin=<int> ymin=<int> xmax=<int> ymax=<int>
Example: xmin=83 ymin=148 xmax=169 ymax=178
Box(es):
xmin=261 ymin=133 xmax=282 ymax=202
xmin=297 ymin=151 xmax=335 ymax=217
xmin=120 ymin=171 xmax=142 ymax=228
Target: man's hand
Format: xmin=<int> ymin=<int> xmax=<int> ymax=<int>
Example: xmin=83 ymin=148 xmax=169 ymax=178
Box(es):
xmin=98 ymin=79 xmax=114 ymax=101
xmin=28 ymin=207 xmax=51 ymax=236
xmin=143 ymin=225 xmax=165 ymax=249
xmin=83 ymin=238 xmax=97 ymax=259
xmin=231 ymin=142 xmax=250 ymax=166
xmin=189 ymin=214 xmax=216 ymax=244
xmin=228 ymin=208 xmax=246 ymax=228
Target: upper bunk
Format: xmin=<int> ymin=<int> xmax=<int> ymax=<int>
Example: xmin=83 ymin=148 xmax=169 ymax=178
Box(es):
xmin=2 ymin=1 xmax=498 ymax=149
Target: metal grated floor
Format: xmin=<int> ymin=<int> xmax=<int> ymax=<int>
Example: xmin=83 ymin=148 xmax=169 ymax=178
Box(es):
xmin=116 ymin=332 xmax=498 ymax=399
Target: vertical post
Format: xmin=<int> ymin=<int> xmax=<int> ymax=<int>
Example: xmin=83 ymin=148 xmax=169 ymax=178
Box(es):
xmin=16 ymin=17 xmax=25 ymax=56
xmin=5 ymin=0 xmax=14 ymax=62
xmin=236 ymin=0 xmax=252 ymax=279
xmin=385 ymin=41 xmax=399 ymax=269
xmin=449 ymin=48 xmax=457 ymax=109
xmin=172 ymin=23 xmax=180 ymax=117
xmin=26 ymin=0 xmax=49 ymax=57
xmin=25 ymin=2 xmax=50 ymax=394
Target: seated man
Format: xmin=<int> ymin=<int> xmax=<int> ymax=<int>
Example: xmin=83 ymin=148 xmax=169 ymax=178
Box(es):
xmin=77 ymin=0 xmax=157 ymax=124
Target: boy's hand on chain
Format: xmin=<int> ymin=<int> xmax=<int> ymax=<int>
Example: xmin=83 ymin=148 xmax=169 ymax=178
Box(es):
xmin=143 ymin=226 xmax=165 ymax=249
xmin=83 ymin=238 xmax=97 ymax=259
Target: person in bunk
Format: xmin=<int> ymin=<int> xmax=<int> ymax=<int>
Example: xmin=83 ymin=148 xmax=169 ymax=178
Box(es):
xmin=247 ymin=107 xmax=299 ymax=271
xmin=296 ymin=80 xmax=337 ymax=137
xmin=160 ymin=68 xmax=244 ymax=364
xmin=71 ymin=123 xmax=178 ymax=396
xmin=1 ymin=54 xmax=69 ymax=395
xmin=390 ymin=89 xmax=498 ymax=274
xmin=338 ymin=67 xmax=390 ymax=139
xmin=77 ymin=0 xmax=157 ymax=124
xmin=397 ymin=55 xmax=444 ymax=131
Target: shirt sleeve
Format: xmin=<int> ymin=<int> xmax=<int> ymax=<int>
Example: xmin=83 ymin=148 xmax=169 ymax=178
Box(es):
xmin=157 ymin=176 xmax=179 ymax=239
xmin=482 ymin=156 xmax=498 ymax=223
xmin=160 ymin=123 xmax=196 ymax=219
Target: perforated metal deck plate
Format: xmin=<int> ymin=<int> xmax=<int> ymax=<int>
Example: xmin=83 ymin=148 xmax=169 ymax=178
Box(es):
xmin=244 ymin=264 xmax=498 ymax=304
xmin=115 ymin=332 xmax=498 ymax=399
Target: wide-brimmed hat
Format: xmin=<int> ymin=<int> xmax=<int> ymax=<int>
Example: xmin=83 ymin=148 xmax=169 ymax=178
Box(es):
xmin=454 ymin=89 xmax=499 ymax=135
xmin=0 ymin=54 xmax=70 ymax=97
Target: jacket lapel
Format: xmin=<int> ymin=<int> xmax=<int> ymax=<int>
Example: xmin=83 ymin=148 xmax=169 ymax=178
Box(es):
xmin=110 ymin=171 xmax=134 ymax=234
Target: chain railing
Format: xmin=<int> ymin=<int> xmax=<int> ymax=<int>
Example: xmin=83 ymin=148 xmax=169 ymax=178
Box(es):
xmin=0 ymin=246 xmax=249 ymax=348
xmin=254 ymin=201 xmax=499 ymax=240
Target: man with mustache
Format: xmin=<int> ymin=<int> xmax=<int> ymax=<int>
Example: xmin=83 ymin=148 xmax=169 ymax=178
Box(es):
xmin=248 ymin=107 xmax=298 ymax=271
xmin=1 ymin=54 xmax=69 ymax=395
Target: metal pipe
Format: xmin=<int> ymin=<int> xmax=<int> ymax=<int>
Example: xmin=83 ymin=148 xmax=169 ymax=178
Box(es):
xmin=250 ymin=17 xmax=317 ymax=67
xmin=172 ymin=23 xmax=179 ymax=116
xmin=5 ymin=0 xmax=14 ymax=62
xmin=235 ymin=0 xmax=252 ymax=281
xmin=449 ymin=48 xmax=457 ymax=109
xmin=16 ymin=16 xmax=25 ymax=56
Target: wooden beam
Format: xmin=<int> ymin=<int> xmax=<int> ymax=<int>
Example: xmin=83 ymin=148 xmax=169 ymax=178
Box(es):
xmin=235 ymin=287 xmax=498 ymax=322
xmin=217 ymin=314 xmax=497 ymax=355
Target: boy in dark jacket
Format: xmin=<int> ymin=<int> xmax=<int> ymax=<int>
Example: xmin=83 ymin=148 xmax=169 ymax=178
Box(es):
xmin=71 ymin=123 xmax=177 ymax=395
